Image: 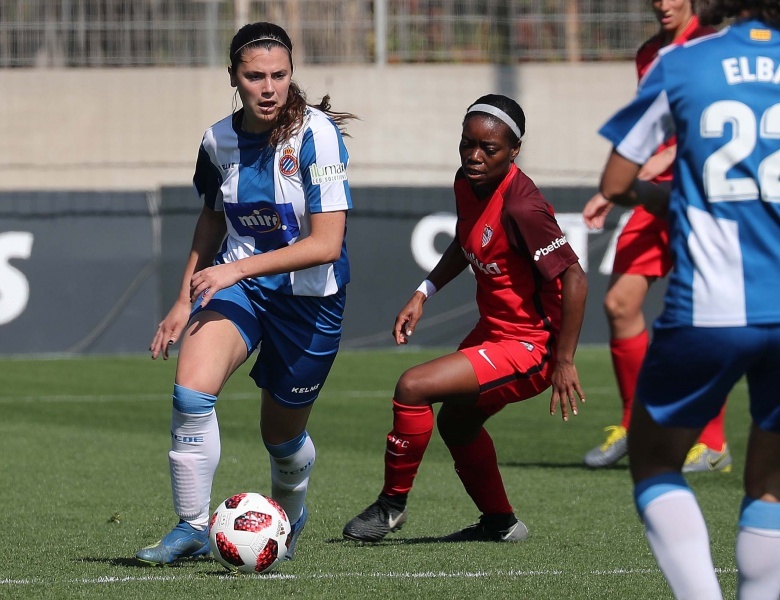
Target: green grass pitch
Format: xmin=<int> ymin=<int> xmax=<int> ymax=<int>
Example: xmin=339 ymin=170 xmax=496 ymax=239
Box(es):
xmin=0 ymin=347 xmax=746 ymax=599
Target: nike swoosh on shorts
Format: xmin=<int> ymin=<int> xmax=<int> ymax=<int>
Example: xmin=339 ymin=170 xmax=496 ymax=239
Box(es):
xmin=478 ymin=348 xmax=497 ymax=370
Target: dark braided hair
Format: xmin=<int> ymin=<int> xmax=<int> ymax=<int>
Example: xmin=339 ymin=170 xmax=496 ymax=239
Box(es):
xmin=229 ymin=22 xmax=357 ymax=147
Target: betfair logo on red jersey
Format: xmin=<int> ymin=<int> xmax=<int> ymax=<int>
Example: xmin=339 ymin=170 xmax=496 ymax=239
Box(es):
xmin=534 ymin=235 xmax=568 ymax=262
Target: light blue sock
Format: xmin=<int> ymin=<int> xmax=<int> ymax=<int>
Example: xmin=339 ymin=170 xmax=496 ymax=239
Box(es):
xmin=635 ymin=473 xmax=722 ymax=600
xmin=264 ymin=431 xmax=315 ymax=524
xmin=737 ymin=497 xmax=780 ymax=600
xmin=169 ymin=384 xmax=219 ymax=530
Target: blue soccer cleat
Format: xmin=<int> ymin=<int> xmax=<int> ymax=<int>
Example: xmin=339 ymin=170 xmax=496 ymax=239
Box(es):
xmin=285 ymin=505 xmax=308 ymax=560
xmin=136 ymin=520 xmax=210 ymax=565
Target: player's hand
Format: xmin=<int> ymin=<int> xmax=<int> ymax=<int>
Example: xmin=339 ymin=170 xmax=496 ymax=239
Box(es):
xmin=190 ymin=263 xmax=241 ymax=307
xmin=638 ymin=146 xmax=676 ymax=182
xmin=150 ymin=300 xmax=191 ymax=360
xmin=582 ymin=192 xmax=613 ymax=230
xmin=549 ymin=361 xmax=585 ymax=422
xmin=393 ymin=293 xmax=426 ymax=345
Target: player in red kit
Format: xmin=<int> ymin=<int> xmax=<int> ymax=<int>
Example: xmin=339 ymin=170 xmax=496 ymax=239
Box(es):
xmin=343 ymin=94 xmax=588 ymax=543
xmin=581 ymin=0 xmax=731 ymax=472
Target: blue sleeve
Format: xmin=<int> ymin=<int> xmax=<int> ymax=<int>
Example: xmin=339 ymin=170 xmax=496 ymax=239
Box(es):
xmin=298 ymin=117 xmax=352 ymax=214
xmin=599 ymin=58 xmax=676 ymax=165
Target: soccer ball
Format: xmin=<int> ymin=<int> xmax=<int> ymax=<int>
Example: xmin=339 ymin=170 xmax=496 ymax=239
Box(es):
xmin=209 ymin=492 xmax=291 ymax=574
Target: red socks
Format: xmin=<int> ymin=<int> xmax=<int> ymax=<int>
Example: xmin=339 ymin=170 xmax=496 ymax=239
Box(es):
xmin=382 ymin=402 xmax=514 ymax=517
xmin=698 ymin=402 xmax=727 ymax=451
xmin=610 ymin=330 xmax=650 ymax=429
xmin=611 ymin=331 xmax=728 ymax=451
xmin=446 ymin=427 xmax=513 ymax=515
xmin=381 ymin=401 xmax=434 ymax=496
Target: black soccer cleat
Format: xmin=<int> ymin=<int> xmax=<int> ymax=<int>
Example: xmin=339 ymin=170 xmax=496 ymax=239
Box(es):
xmin=343 ymin=496 xmax=408 ymax=542
xmin=442 ymin=514 xmax=529 ymax=542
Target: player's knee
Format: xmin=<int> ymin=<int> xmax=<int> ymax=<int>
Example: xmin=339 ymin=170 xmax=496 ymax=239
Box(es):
xmin=604 ymin=292 xmax=643 ymax=326
xmin=394 ymin=370 xmax=430 ymax=406
xmin=603 ymin=292 xmax=626 ymax=321
xmin=172 ymin=383 xmax=217 ymax=414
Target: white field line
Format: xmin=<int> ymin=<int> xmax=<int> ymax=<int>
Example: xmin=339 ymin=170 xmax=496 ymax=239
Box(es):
xmin=0 ymin=567 xmax=740 ymax=586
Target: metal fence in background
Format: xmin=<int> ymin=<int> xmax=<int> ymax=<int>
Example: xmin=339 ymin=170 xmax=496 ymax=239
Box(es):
xmin=0 ymin=0 xmax=658 ymax=68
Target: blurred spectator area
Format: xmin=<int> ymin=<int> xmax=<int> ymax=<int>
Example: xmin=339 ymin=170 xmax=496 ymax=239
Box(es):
xmin=0 ymin=0 xmax=656 ymax=67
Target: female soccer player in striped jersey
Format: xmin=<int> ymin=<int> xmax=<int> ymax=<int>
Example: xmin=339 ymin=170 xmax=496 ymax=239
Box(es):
xmin=582 ymin=0 xmax=731 ymax=473
xmin=136 ymin=21 xmax=355 ymax=565
xmin=599 ymin=1 xmax=780 ymax=596
xmin=343 ymin=94 xmax=588 ymax=543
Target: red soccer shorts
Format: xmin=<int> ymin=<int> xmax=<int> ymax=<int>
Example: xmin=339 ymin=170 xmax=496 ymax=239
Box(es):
xmin=459 ymin=337 xmax=553 ymax=417
xmin=612 ymin=206 xmax=672 ymax=277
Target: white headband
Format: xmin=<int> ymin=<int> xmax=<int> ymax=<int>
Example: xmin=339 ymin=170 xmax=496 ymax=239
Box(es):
xmin=467 ymin=103 xmax=523 ymax=140
xmin=232 ymin=37 xmax=292 ymax=59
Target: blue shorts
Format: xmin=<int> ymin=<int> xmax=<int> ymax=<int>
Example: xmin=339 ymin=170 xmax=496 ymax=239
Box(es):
xmin=192 ymin=282 xmax=345 ymax=408
xmin=636 ymin=325 xmax=780 ymax=432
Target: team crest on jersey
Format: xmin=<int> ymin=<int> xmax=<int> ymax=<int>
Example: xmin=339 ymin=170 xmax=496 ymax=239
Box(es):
xmin=750 ymin=28 xmax=772 ymax=42
xmin=481 ymin=225 xmax=493 ymax=248
xmin=279 ymin=145 xmax=299 ymax=177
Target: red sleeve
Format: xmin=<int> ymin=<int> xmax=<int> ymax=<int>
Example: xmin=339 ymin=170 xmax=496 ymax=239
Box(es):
xmin=636 ymin=34 xmax=663 ymax=80
xmin=500 ymin=173 xmax=579 ymax=281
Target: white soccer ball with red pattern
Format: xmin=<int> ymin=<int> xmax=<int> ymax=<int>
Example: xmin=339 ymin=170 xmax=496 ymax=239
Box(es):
xmin=209 ymin=492 xmax=291 ymax=573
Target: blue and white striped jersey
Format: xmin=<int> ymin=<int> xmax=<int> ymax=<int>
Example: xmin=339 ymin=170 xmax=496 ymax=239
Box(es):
xmin=600 ymin=18 xmax=780 ymax=328
xmin=193 ymin=106 xmax=352 ymax=297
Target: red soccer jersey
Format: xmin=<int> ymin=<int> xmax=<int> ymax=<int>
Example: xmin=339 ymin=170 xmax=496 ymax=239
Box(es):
xmin=455 ymin=165 xmax=579 ymax=349
xmin=635 ymin=16 xmax=716 ymax=182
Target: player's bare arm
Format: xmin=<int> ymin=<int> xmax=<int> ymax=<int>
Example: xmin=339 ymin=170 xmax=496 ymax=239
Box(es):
xmin=601 ymin=150 xmax=671 ymax=216
xmin=191 ymin=210 xmax=347 ymax=306
xmin=151 ymin=206 xmax=226 ymax=359
xmin=549 ymin=262 xmax=588 ymax=421
xmin=637 ymin=145 xmax=676 ymax=181
xmin=394 ymin=238 xmax=469 ymax=345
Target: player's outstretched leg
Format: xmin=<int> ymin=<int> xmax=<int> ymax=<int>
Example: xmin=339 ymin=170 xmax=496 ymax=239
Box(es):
xmin=343 ymin=493 xmax=408 ymax=542
xmin=136 ymin=520 xmax=210 ymax=565
xmin=137 ymin=385 xmax=219 ymax=565
xmin=344 ymin=400 xmax=432 ymax=542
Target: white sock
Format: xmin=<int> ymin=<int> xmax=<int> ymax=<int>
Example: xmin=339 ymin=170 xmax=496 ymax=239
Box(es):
xmin=736 ymin=498 xmax=780 ymax=600
xmin=636 ymin=476 xmax=723 ymax=600
xmin=169 ymin=407 xmax=221 ymax=530
xmin=267 ymin=433 xmax=315 ymax=524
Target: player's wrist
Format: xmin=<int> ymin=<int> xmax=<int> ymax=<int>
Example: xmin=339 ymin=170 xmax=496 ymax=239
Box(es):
xmin=415 ymin=279 xmax=437 ymax=300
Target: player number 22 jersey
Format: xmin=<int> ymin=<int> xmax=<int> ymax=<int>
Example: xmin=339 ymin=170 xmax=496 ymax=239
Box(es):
xmin=599 ymin=19 xmax=780 ymax=328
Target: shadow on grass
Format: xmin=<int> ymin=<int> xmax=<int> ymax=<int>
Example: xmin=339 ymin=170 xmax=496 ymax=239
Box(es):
xmin=326 ymin=536 xmax=480 ymax=547
xmin=78 ymin=556 xmax=216 ymax=569
xmin=500 ymin=461 xmax=629 ymax=470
